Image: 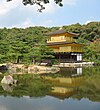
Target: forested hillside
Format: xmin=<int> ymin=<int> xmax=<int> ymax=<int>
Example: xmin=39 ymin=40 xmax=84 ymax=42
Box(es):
xmin=0 ymin=22 xmax=100 ymax=64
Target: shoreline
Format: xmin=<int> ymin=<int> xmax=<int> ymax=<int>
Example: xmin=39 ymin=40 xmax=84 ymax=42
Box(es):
xmin=53 ymin=62 xmax=94 ymax=67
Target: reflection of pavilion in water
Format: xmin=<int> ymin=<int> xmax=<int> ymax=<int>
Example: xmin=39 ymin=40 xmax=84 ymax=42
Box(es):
xmin=57 ymin=67 xmax=82 ymax=77
xmin=44 ymin=67 xmax=83 ymax=100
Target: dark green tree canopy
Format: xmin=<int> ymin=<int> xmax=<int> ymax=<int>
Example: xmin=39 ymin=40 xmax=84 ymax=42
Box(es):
xmin=0 ymin=22 xmax=100 ymax=64
xmin=7 ymin=0 xmax=63 ymax=12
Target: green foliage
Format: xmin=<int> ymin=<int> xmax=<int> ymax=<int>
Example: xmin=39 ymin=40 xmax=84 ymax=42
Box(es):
xmin=0 ymin=74 xmax=52 ymax=97
xmin=83 ymin=39 xmax=100 ymax=64
xmin=33 ymin=44 xmax=54 ymax=63
xmin=63 ymin=22 xmax=100 ymax=64
xmin=0 ymin=22 xmax=100 ymax=64
xmin=0 ymin=27 xmax=54 ymax=64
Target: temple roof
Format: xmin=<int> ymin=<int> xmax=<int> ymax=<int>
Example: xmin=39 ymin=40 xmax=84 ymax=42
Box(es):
xmin=46 ymin=42 xmax=84 ymax=46
xmin=46 ymin=29 xmax=78 ymax=36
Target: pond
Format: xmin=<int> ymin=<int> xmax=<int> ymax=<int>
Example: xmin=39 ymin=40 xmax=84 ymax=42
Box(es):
xmin=0 ymin=66 xmax=100 ymax=110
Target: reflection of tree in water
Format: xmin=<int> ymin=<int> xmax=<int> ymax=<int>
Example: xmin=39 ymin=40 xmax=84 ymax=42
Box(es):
xmin=42 ymin=67 xmax=100 ymax=101
xmin=72 ymin=74 xmax=100 ymax=102
xmin=0 ymin=65 xmax=8 ymax=73
xmin=0 ymin=74 xmax=52 ymax=97
xmin=0 ymin=74 xmax=83 ymax=99
xmin=0 ymin=67 xmax=100 ymax=102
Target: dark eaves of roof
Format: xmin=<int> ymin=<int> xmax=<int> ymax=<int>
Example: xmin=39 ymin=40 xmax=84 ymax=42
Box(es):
xmin=46 ymin=41 xmax=84 ymax=46
xmin=46 ymin=29 xmax=79 ymax=36
xmin=46 ymin=42 xmax=74 ymax=46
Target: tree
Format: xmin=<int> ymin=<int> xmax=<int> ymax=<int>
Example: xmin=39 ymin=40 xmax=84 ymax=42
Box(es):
xmin=32 ymin=44 xmax=54 ymax=64
xmin=0 ymin=22 xmax=100 ymax=64
xmin=7 ymin=0 xmax=63 ymax=12
xmin=83 ymin=39 xmax=100 ymax=64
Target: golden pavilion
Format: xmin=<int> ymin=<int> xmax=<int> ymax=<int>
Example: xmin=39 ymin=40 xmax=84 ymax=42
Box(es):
xmin=46 ymin=29 xmax=84 ymax=62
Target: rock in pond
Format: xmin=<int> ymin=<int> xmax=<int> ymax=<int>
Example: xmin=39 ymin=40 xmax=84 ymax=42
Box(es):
xmin=1 ymin=75 xmax=17 ymax=85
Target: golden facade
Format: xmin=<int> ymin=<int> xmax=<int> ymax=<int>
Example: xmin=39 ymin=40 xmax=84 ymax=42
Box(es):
xmin=46 ymin=29 xmax=84 ymax=62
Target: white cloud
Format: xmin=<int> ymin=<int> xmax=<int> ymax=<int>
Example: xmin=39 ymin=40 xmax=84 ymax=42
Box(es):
xmin=84 ymin=16 xmax=99 ymax=24
xmin=43 ymin=0 xmax=77 ymax=13
xmin=8 ymin=18 xmax=34 ymax=28
xmin=0 ymin=0 xmax=78 ymax=28
xmin=7 ymin=19 xmax=54 ymax=28
xmin=16 ymin=19 xmax=54 ymax=28
xmin=43 ymin=1 xmax=58 ymax=13
xmin=0 ymin=0 xmax=21 ymax=15
xmin=0 ymin=0 xmax=77 ymax=15
xmin=18 ymin=18 xmax=34 ymax=28
xmin=85 ymin=20 xmax=92 ymax=24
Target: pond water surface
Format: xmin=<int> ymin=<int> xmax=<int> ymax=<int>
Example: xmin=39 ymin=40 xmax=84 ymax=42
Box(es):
xmin=0 ymin=66 xmax=100 ymax=110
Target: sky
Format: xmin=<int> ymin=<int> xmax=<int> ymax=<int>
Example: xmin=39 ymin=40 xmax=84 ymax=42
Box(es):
xmin=0 ymin=0 xmax=100 ymax=28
